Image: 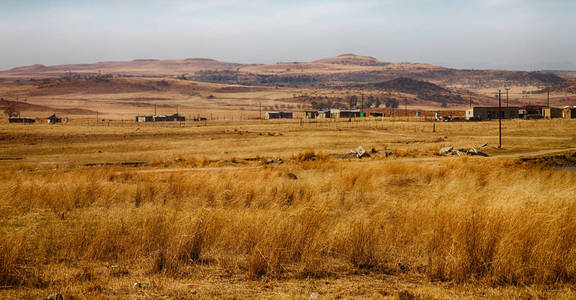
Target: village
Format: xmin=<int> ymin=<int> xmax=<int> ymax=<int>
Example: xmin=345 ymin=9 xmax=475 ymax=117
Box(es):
xmin=6 ymin=104 xmax=576 ymax=124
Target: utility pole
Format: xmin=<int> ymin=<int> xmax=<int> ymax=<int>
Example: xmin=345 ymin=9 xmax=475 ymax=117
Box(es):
xmin=469 ymin=92 xmax=472 ymax=108
xmin=361 ymin=93 xmax=364 ymax=117
xmin=404 ymin=98 xmax=408 ymax=120
xmin=154 ymin=104 xmax=157 ymax=115
xmin=96 ymin=111 xmax=99 ymax=124
xmin=505 ymin=87 xmax=510 ymax=108
xmin=547 ymin=89 xmax=550 ymax=107
xmin=498 ymin=89 xmax=502 ymax=149
xmin=259 ymin=101 xmax=262 ymax=120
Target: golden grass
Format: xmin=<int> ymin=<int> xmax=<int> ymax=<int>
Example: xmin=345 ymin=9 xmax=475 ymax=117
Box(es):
xmin=1 ymin=120 xmax=576 ymax=298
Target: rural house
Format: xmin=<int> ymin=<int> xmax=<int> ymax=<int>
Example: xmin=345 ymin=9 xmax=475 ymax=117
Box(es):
xmin=542 ymin=107 xmax=563 ymax=119
xmin=265 ymin=111 xmax=293 ymax=119
xmin=47 ymin=114 xmax=62 ymax=124
xmin=465 ymin=107 xmax=519 ymax=121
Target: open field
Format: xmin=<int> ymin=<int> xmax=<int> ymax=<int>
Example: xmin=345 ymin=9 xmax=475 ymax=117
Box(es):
xmin=1 ymin=119 xmax=576 ymax=298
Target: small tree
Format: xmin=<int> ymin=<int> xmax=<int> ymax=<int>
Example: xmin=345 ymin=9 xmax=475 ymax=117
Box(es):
xmin=3 ymin=101 xmax=20 ymax=118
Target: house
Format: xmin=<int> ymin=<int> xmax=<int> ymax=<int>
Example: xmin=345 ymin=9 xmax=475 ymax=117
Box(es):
xmin=542 ymin=107 xmax=563 ymax=119
xmin=9 ymin=118 xmax=35 ymax=123
xmin=135 ymin=114 xmax=186 ymax=122
xmin=317 ymin=110 xmax=332 ymax=119
xmin=563 ymin=107 xmax=576 ymax=119
xmin=331 ymin=109 xmax=361 ymax=119
xmin=304 ymin=111 xmax=319 ymax=119
xmin=47 ymin=114 xmax=62 ymax=124
xmin=518 ymin=105 xmax=546 ymax=119
xmin=465 ymin=107 xmax=519 ymax=121
xmin=265 ymin=111 xmax=293 ymax=119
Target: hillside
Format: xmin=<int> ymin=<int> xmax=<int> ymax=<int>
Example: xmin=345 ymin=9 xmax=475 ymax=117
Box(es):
xmin=0 ymin=54 xmax=567 ymax=90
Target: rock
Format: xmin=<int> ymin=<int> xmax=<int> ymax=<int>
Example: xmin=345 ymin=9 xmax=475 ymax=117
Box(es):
xmin=349 ymin=146 xmax=371 ymax=158
xmin=384 ymin=151 xmax=393 ymax=157
xmin=468 ymin=147 xmax=489 ymax=157
xmin=439 ymin=146 xmax=453 ymax=155
xmin=46 ymin=293 xmax=63 ymax=300
xmin=133 ymin=282 xmax=149 ymax=289
xmin=370 ymin=147 xmax=378 ymax=154
xmin=343 ymin=151 xmax=358 ymax=159
xmin=310 ymin=292 xmax=320 ymax=299
xmin=277 ymin=158 xmax=284 ymax=164
xmin=265 ymin=158 xmax=274 ymax=164
xmin=355 ymin=146 xmax=367 ymax=158
xmin=287 ymin=173 xmax=298 ymax=180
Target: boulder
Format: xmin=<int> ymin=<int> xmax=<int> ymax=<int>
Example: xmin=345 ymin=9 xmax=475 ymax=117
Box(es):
xmin=287 ymin=173 xmax=298 ymax=180
xmin=468 ymin=147 xmax=489 ymax=157
xmin=46 ymin=294 xmax=63 ymax=300
xmin=439 ymin=146 xmax=454 ymax=155
xmin=355 ymin=146 xmax=371 ymax=158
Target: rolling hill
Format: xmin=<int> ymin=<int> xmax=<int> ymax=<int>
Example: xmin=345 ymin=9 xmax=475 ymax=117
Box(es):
xmin=0 ymin=54 xmax=567 ymax=90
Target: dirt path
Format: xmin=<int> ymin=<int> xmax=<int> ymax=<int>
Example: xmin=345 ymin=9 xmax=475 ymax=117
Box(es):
xmin=128 ymin=147 xmax=576 ymax=174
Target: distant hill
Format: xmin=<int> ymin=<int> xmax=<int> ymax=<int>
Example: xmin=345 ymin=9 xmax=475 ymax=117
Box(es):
xmin=0 ymin=54 xmax=568 ymax=90
xmin=354 ymin=77 xmax=471 ymax=106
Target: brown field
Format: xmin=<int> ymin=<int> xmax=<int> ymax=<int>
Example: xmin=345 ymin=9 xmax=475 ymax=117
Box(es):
xmin=1 ymin=56 xmax=576 ymax=298
xmin=1 ymin=118 xmax=576 ymax=299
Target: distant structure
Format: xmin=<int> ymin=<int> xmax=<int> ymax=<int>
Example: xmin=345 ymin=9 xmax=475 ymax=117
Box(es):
xmin=370 ymin=112 xmax=384 ymax=117
xmin=317 ymin=110 xmax=332 ymax=119
xmin=265 ymin=111 xmax=293 ymax=119
xmin=135 ymin=113 xmax=186 ymax=122
xmin=465 ymin=107 xmax=519 ymax=121
xmin=338 ymin=109 xmax=361 ymax=118
xmin=304 ymin=111 xmax=319 ymax=119
xmin=542 ymin=107 xmax=563 ymax=119
xmin=47 ymin=114 xmax=62 ymax=124
xmin=518 ymin=105 xmax=546 ymax=119
xmin=9 ymin=117 xmax=35 ymax=123
xmin=563 ymin=107 xmax=576 ymax=119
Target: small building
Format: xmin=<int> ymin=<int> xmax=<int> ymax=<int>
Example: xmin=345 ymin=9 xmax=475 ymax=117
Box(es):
xmin=542 ymin=107 xmax=563 ymax=119
xmin=317 ymin=110 xmax=332 ymax=119
xmin=135 ymin=114 xmax=186 ymax=122
xmin=465 ymin=107 xmax=519 ymax=121
xmin=47 ymin=114 xmax=62 ymax=124
xmin=136 ymin=115 xmax=153 ymax=122
xmin=265 ymin=111 xmax=293 ymax=119
xmin=9 ymin=118 xmax=35 ymax=123
xmin=518 ymin=105 xmax=546 ymax=119
xmin=563 ymin=107 xmax=576 ymax=119
xmin=304 ymin=111 xmax=319 ymax=119
xmin=333 ymin=109 xmax=361 ymax=119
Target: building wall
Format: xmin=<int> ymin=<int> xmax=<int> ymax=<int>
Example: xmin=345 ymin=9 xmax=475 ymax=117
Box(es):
xmin=564 ymin=108 xmax=576 ymax=119
xmin=543 ymin=107 xmax=563 ymax=119
xmin=466 ymin=107 xmax=519 ymax=120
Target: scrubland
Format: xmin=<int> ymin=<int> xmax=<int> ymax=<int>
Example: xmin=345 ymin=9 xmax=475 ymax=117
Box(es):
xmin=1 ymin=119 xmax=576 ymax=298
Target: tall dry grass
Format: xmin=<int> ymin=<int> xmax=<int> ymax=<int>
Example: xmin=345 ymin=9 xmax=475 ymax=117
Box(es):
xmin=1 ymin=154 xmax=575 ymax=288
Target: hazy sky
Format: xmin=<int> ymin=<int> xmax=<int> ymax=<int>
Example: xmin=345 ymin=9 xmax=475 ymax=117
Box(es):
xmin=0 ymin=0 xmax=575 ymax=71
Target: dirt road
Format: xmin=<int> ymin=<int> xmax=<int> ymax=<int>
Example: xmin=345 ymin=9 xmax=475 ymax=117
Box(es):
xmin=126 ymin=147 xmax=576 ymax=174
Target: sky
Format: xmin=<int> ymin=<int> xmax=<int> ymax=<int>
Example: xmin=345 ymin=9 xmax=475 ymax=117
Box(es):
xmin=0 ymin=0 xmax=575 ymax=71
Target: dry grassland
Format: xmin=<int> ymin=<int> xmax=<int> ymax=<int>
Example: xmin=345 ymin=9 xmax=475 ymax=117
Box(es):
xmin=1 ymin=119 xmax=576 ymax=298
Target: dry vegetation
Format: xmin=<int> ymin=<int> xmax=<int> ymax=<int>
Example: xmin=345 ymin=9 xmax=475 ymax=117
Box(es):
xmin=0 ymin=119 xmax=575 ymax=298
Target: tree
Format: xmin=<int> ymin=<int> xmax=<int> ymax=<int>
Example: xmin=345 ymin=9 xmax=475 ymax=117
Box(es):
xmin=348 ymin=95 xmax=358 ymax=108
xmin=3 ymin=102 xmax=20 ymax=118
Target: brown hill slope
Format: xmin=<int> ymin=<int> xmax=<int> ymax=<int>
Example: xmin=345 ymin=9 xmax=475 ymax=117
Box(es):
xmin=0 ymin=54 xmax=568 ymax=90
